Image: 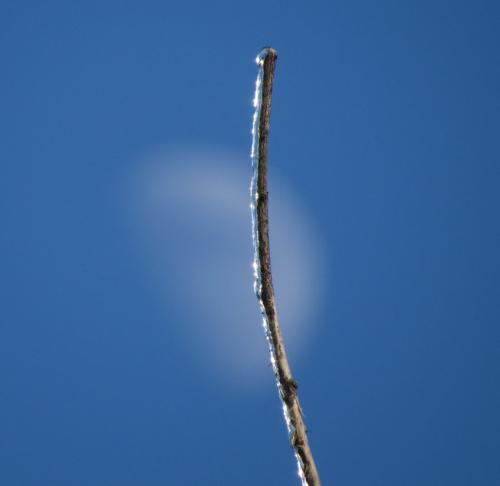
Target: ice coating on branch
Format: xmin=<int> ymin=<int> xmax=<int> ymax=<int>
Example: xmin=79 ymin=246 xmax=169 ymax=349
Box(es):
xmin=250 ymin=51 xmax=265 ymax=298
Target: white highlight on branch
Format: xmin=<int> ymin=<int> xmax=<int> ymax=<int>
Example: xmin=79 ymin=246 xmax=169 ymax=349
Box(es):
xmin=250 ymin=49 xmax=266 ymax=298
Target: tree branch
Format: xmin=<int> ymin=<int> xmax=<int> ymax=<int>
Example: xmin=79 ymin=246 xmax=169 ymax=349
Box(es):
xmin=253 ymin=47 xmax=322 ymax=486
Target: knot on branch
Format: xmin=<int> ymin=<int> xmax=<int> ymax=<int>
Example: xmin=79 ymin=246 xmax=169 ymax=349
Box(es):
xmin=281 ymin=377 xmax=299 ymax=406
xmin=256 ymin=190 xmax=268 ymax=203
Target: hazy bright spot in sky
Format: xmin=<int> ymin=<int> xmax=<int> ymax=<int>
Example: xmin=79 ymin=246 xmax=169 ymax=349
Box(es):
xmin=128 ymin=148 xmax=323 ymax=387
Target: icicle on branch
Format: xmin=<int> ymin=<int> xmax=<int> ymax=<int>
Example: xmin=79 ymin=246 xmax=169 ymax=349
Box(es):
xmin=250 ymin=47 xmax=322 ymax=486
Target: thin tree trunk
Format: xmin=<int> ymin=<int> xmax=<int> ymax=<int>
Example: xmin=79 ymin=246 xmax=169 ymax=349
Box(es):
xmin=252 ymin=47 xmax=322 ymax=486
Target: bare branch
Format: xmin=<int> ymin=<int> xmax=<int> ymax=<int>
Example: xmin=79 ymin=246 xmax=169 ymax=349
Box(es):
xmin=251 ymin=47 xmax=322 ymax=486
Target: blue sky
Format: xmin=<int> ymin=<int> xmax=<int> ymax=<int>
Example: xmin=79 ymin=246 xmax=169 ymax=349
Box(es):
xmin=1 ymin=1 xmax=499 ymax=485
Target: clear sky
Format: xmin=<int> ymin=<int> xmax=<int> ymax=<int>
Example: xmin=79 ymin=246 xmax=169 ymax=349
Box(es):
xmin=1 ymin=1 xmax=499 ymax=485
